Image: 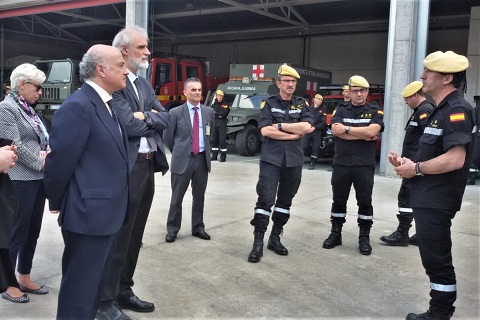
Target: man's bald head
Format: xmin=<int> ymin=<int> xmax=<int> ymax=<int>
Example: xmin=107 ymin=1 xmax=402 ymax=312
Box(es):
xmin=79 ymin=44 xmax=127 ymax=94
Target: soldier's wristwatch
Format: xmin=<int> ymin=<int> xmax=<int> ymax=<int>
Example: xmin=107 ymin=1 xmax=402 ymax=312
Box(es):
xmin=278 ymin=123 xmax=283 ymax=131
xmin=345 ymin=126 xmax=350 ymax=134
xmin=415 ymin=162 xmax=424 ymax=176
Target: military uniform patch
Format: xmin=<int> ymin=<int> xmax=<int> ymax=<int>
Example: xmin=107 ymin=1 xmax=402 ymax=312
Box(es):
xmin=450 ymin=113 xmax=465 ymax=122
xmin=260 ymin=101 xmax=266 ymax=109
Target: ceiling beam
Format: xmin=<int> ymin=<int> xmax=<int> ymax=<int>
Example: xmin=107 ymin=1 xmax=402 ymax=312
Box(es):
xmin=216 ymin=0 xmax=305 ymax=27
xmin=279 ymin=0 xmax=309 ymax=25
xmin=152 ymin=13 xmax=471 ymax=45
xmin=152 ymin=21 xmax=176 ymax=36
xmin=0 ymin=0 xmax=125 ymax=19
xmin=150 ymin=0 xmax=345 ymax=20
xmin=60 ymin=18 xmax=125 ymax=28
xmin=33 ymin=15 xmax=86 ymax=43
xmin=54 ymin=10 xmax=124 ymax=28
xmin=58 ymin=0 xmax=344 ymax=30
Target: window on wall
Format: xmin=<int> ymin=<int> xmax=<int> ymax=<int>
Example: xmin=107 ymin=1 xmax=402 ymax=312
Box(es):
xmin=153 ymin=63 xmax=171 ymax=94
xmin=177 ymin=64 xmax=182 ymax=82
xmin=186 ymin=66 xmax=199 ymax=79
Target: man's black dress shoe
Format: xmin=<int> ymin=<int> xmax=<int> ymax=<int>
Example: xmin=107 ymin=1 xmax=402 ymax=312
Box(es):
xmin=96 ymin=304 xmax=132 ymax=320
xmin=192 ymin=230 xmax=211 ymax=240
xmin=165 ymin=233 xmax=177 ymax=243
xmin=118 ymin=294 xmax=155 ymax=313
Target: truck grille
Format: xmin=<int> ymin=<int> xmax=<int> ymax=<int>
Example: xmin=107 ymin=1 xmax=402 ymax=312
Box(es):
xmin=40 ymin=87 xmax=60 ymax=102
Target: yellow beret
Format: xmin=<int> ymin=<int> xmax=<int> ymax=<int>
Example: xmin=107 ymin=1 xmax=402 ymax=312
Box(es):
xmin=348 ymin=75 xmax=369 ymax=88
xmin=215 ymin=89 xmax=224 ymax=96
xmin=423 ymin=51 xmax=469 ymax=73
xmin=401 ymin=81 xmax=423 ymax=98
xmin=342 ymin=85 xmax=349 ymax=90
xmin=278 ymin=64 xmax=300 ymax=79
xmin=314 ymin=94 xmax=323 ymax=99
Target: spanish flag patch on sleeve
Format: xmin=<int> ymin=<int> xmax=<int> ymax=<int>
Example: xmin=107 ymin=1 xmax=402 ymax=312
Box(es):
xmin=450 ymin=113 xmax=465 ymax=122
xmin=419 ymin=113 xmax=427 ymax=120
xmin=377 ymin=110 xmax=384 ymax=115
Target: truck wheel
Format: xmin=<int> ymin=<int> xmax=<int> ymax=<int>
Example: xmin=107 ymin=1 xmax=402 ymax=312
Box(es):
xmin=236 ymin=124 xmax=260 ymax=156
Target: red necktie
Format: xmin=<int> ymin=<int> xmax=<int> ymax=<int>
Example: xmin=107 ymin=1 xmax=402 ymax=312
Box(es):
xmin=192 ymin=107 xmax=199 ymax=155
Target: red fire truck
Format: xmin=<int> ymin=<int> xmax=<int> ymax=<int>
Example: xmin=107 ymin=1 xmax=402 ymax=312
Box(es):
xmin=148 ymin=53 xmax=227 ymax=110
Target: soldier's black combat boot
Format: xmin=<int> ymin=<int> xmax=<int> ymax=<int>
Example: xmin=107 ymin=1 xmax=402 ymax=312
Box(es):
xmin=323 ymin=223 xmax=342 ymax=249
xmin=211 ymin=150 xmax=218 ymax=161
xmin=466 ymin=170 xmax=477 ymax=185
xmin=408 ymin=234 xmax=418 ymax=246
xmin=248 ymin=231 xmax=264 ymax=263
xmin=380 ymin=229 xmax=409 ymax=246
xmin=380 ymin=213 xmax=411 ymax=246
xmin=406 ymin=309 xmax=453 ymax=320
xmin=308 ymin=156 xmax=316 ymax=170
xmin=359 ymin=226 xmax=372 ymax=255
xmin=267 ymin=225 xmax=288 ymax=255
xmin=219 ymin=152 xmax=226 ymax=162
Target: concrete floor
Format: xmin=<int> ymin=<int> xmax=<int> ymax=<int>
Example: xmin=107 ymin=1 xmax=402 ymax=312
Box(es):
xmin=1 ymin=150 xmax=479 ymax=320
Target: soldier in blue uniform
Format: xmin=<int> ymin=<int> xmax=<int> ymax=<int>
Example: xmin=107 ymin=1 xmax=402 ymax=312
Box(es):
xmin=303 ymin=94 xmax=327 ymax=170
xmin=341 ymin=84 xmax=350 ymax=103
xmin=248 ymin=64 xmax=313 ymax=263
xmin=393 ymin=51 xmax=473 ymax=320
xmin=210 ymin=90 xmax=230 ymax=162
xmin=380 ymin=81 xmax=433 ymax=246
xmin=466 ymin=97 xmax=480 ymax=185
xmin=322 ymin=75 xmax=384 ymax=256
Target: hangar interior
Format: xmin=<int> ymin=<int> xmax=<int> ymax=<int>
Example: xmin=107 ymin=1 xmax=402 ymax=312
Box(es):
xmin=0 ymin=0 xmax=478 ymax=84
xmin=0 ymin=0 xmax=479 ymax=177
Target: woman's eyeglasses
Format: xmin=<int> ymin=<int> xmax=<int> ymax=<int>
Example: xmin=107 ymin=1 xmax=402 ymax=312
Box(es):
xmin=26 ymin=82 xmax=42 ymax=92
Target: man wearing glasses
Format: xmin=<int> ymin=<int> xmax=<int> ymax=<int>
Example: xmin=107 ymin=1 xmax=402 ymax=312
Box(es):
xmin=247 ymin=64 xmax=313 ymax=263
xmin=322 ymin=75 xmax=384 ymax=255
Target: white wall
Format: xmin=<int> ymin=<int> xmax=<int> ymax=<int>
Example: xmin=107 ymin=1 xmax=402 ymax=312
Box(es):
xmin=163 ymin=28 xmax=469 ymax=85
xmin=308 ymin=33 xmax=388 ymax=85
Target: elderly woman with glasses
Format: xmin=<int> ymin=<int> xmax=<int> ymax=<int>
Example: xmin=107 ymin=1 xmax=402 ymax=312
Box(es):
xmin=0 ymin=63 xmax=50 ymax=303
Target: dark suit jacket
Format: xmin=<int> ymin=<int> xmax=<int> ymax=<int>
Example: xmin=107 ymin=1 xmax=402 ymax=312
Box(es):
xmin=0 ymin=172 xmax=17 ymax=248
xmin=44 ymin=83 xmax=129 ymax=236
xmin=112 ymin=76 xmax=170 ymax=175
xmin=164 ymin=103 xmax=214 ymax=175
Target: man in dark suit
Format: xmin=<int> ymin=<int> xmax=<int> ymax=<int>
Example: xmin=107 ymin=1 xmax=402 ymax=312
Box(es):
xmin=44 ymin=44 xmax=130 ymax=320
xmin=96 ymin=27 xmax=170 ymax=320
xmin=164 ymin=77 xmax=215 ymax=243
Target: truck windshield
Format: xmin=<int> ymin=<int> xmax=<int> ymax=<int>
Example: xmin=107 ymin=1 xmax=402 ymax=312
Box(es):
xmin=232 ymin=94 xmax=268 ymax=109
xmin=35 ymin=61 xmax=72 ymax=84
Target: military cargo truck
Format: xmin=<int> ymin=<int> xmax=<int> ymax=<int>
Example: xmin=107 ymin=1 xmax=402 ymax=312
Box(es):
xmin=214 ymin=63 xmax=332 ymax=156
xmin=34 ymin=59 xmax=83 ymax=129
